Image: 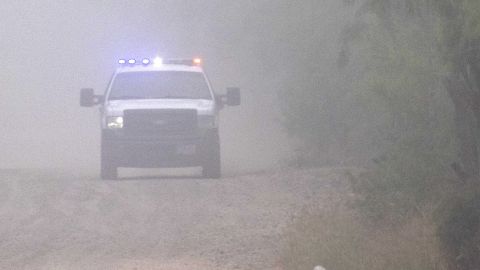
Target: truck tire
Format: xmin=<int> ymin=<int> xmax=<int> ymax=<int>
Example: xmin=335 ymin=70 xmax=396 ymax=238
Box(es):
xmin=202 ymin=132 xmax=221 ymax=179
xmin=101 ymin=139 xmax=118 ymax=180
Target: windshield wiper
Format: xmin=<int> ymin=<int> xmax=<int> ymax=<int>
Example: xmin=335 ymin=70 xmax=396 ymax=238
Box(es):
xmin=111 ymin=95 xmax=207 ymax=100
xmin=161 ymin=95 xmax=191 ymax=99
xmin=110 ymin=95 xmax=147 ymax=100
xmin=158 ymin=95 xmax=207 ymax=99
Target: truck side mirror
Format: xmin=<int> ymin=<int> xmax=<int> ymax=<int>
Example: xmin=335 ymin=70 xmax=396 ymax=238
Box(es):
xmin=226 ymin=87 xmax=241 ymax=106
xmin=80 ymin=88 xmax=103 ymax=107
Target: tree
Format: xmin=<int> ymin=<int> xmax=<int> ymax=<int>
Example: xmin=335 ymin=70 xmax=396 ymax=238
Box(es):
xmin=343 ymin=0 xmax=480 ymax=178
xmin=340 ymin=1 xmax=480 ymax=269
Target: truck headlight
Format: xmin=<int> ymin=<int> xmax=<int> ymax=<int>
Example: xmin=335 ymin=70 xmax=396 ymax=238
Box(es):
xmin=107 ymin=116 xmax=124 ymax=129
xmin=198 ymin=115 xmax=217 ymax=128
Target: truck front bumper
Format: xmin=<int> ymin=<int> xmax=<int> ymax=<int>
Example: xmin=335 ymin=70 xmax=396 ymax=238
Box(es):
xmin=102 ymin=130 xmax=214 ymax=168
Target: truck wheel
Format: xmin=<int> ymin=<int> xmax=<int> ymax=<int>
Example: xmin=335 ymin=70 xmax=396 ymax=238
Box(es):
xmin=202 ymin=132 xmax=221 ymax=179
xmin=101 ymin=140 xmax=118 ymax=180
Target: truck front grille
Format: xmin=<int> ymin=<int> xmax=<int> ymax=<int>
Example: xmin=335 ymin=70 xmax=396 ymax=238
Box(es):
xmin=123 ymin=109 xmax=198 ymax=138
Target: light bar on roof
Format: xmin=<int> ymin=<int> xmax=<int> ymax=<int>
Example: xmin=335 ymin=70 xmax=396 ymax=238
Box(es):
xmin=153 ymin=57 xmax=163 ymax=66
xmin=163 ymin=58 xmax=203 ymax=66
xmin=117 ymin=57 xmax=202 ymax=67
xmin=193 ymin=58 xmax=202 ymax=65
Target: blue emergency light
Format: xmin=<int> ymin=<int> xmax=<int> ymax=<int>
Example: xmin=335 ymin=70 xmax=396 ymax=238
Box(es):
xmin=118 ymin=57 xmax=202 ymax=67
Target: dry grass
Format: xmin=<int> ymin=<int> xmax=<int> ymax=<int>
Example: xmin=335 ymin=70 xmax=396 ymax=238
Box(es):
xmin=280 ymin=204 xmax=447 ymax=270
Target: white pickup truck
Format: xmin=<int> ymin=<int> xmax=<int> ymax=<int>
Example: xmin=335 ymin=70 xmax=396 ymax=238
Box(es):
xmin=80 ymin=58 xmax=240 ymax=179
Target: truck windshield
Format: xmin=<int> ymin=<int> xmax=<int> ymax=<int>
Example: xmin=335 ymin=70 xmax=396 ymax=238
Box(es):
xmin=108 ymin=71 xmax=212 ymax=100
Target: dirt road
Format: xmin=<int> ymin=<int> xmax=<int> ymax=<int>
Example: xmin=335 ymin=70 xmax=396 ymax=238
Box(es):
xmin=0 ymin=168 xmax=347 ymax=270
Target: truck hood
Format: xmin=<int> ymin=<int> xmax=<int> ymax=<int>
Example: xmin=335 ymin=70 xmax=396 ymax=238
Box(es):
xmin=105 ymin=99 xmax=216 ymax=116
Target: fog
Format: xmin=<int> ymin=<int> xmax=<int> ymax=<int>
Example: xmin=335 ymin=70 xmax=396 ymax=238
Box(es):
xmin=0 ymin=1 xmax=346 ymax=173
xmin=4 ymin=1 xmax=472 ymax=269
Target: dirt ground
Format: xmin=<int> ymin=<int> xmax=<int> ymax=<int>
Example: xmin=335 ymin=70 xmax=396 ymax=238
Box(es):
xmin=0 ymin=167 xmax=349 ymax=270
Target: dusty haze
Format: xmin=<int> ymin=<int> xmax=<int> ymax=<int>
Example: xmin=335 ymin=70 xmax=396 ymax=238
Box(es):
xmin=0 ymin=1 xmax=346 ymax=173
xmin=0 ymin=2 xmax=474 ymax=269
xmin=0 ymin=2 xmax=396 ymax=270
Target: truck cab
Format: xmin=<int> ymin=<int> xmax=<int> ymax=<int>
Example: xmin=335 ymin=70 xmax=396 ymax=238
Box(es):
xmin=80 ymin=58 xmax=240 ymax=179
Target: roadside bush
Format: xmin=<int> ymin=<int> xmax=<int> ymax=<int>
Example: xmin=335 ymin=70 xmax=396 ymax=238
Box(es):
xmin=281 ymin=203 xmax=447 ymax=270
xmin=348 ymin=141 xmax=455 ymax=225
xmin=279 ymin=2 xmax=480 ymax=269
xmin=436 ymin=185 xmax=480 ymax=270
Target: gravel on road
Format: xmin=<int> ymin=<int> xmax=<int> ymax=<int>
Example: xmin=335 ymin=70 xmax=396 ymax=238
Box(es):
xmin=0 ymin=168 xmax=349 ymax=270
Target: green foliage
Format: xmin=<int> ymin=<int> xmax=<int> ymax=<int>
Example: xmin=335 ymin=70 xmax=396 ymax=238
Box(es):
xmin=275 ymin=0 xmax=480 ymax=267
xmin=463 ymin=0 xmax=480 ymax=39
xmin=277 ymin=0 xmax=480 ymax=267
xmin=343 ymin=5 xmax=458 ymax=222
xmin=350 ymin=147 xmax=452 ymax=223
xmin=341 ymin=0 xmax=480 ymax=267
xmin=435 ymin=185 xmax=480 ymax=269
xmin=281 ymin=203 xmax=446 ymax=270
